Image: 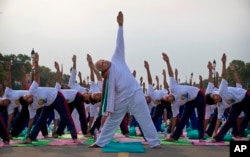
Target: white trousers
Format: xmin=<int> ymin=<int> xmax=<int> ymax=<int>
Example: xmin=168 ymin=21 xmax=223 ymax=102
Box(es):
xmin=95 ymin=89 xmax=160 ymax=148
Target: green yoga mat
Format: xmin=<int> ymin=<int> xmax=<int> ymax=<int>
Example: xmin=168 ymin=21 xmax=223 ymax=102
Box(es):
xmin=161 ymin=138 xmax=192 ymax=146
xmin=84 ymin=138 xmax=94 ymax=145
xmin=11 ymin=139 xmax=51 ymax=147
xmin=102 ymin=142 xmax=146 ymax=153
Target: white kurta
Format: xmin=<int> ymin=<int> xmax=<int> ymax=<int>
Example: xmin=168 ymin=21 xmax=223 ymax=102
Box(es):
xmin=95 ymin=26 xmax=160 ymax=148
xmin=67 ymin=69 xmax=88 ymax=132
xmin=4 ymin=87 xmax=29 ymax=115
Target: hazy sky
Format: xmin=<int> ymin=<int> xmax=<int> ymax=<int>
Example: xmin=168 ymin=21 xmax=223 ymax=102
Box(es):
xmin=0 ymin=0 xmax=249 ymax=86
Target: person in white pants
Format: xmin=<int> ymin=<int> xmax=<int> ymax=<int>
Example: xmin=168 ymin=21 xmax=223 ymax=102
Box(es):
xmin=88 ymin=11 xmax=161 ymax=149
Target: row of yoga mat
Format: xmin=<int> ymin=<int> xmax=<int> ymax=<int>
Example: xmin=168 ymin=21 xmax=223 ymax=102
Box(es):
xmin=1 ymin=129 xmax=249 ymax=153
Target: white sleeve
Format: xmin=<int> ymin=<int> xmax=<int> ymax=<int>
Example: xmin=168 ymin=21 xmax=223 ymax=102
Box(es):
xmin=205 ymin=82 xmax=215 ymax=94
xmin=97 ymin=81 xmax=103 ymax=91
xmin=147 ymin=85 xmax=167 ymax=100
xmin=90 ymin=82 xmax=100 ymax=92
xmin=54 ymin=110 xmax=60 ymax=120
xmin=89 ymin=104 xmax=99 ymax=118
xmin=217 ymin=105 xmax=226 ymax=119
xmin=205 ymin=105 xmax=212 ymax=119
xmin=238 ymin=111 xmax=245 ymax=118
xmin=7 ymin=104 xmax=15 ymax=115
xmin=236 ymin=83 xmax=242 ymax=88
xmin=68 ymin=69 xmax=77 ymax=87
xmin=171 ymin=103 xmax=180 ymax=117
xmin=28 ymin=107 xmax=37 ymax=119
xmin=55 ymin=82 xmax=61 ymax=90
xmin=106 ymin=66 xmax=115 ymax=113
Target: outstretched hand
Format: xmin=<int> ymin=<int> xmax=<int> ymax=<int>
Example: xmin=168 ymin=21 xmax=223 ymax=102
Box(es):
xmin=117 ymin=11 xmax=123 ymax=26
xmin=54 ymin=61 xmax=59 ymax=70
xmin=207 ymin=61 xmax=213 ymax=70
xmin=72 ymin=55 xmax=76 ymax=63
xmin=221 ymin=53 xmax=226 ymax=63
xmin=162 ymin=69 xmax=166 ymax=76
xmin=87 ymin=54 xmax=93 ymax=63
xmin=229 ymin=62 xmax=236 ymax=71
xmin=144 ymin=60 xmax=149 ymax=70
xmin=162 ymin=52 xmax=169 ymax=63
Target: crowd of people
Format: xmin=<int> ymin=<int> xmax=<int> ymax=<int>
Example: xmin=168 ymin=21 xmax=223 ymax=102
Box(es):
xmin=0 ymin=11 xmax=249 ymax=149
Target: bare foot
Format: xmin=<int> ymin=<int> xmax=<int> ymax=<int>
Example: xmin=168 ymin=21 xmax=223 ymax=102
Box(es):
xmin=20 ymin=139 xmax=32 ymax=144
xmin=164 ymin=137 xmax=175 ymax=142
xmin=88 ymin=143 xmax=102 ymax=148
xmin=52 ymin=133 xmax=58 ymax=138
xmin=84 ymin=133 xmax=93 ymax=137
xmin=3 ymin=141 xmax=9 ymax=145
xmin=199 ymin=139 xmax=205 ymax=143
xmin=211 ymin=139 xmax=217 ymax=143
xmin=153 ymin=145 xmax=162 ymax=149
xmin=44 ymin=135 xmax=49 ymax=138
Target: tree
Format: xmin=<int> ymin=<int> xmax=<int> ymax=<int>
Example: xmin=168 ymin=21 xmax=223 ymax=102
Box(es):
xmin=227 ymin=60 xmax=250 ymax=88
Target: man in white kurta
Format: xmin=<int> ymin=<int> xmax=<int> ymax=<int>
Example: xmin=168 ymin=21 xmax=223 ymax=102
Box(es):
xmin=90 ymin=11 xmax=161 ymax=148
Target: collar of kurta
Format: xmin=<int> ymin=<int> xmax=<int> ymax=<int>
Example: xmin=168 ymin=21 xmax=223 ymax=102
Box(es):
xmin=99 ymin=68 xmax=110 ymax=115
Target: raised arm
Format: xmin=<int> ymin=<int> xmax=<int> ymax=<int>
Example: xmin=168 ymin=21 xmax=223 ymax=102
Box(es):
xmin=87 ymin=54 xmax=102 ymax=81
xmin=144 ymin=60 xmax=152 ymax=85
xmin=72 ymin=55 xmax=76 ymax=70
xmin=162 ymin=69 xmax=169 ymax=90
xmin=112 ymin=11 xmax=124 ymax=61
xmin=229 ymin=62 xmax=241 ymax=85
xmin=155 ymin=75 xmax=159 ymax=90
xmin=78 ymin=71 xmax=83 ymax=86
xmin=174 ymin=68 xmax=178 ymax=82
xmin=54 ymin=61 xmax=61 ymax=84
xmin=5 ymin=61 xmax=12 ymax=88
xmin=33 ymin=53 xmax=40 ymax=83
xmin=207 ymin=61 xmax=213 ymax=83
xmin=61 ymin=64 xmax=63 ymax=80
xmin=221 ymin=53 xmax=227 ymax=79
xmin=162 ymin=52 xmax=174 ymax=77
xmin=199 ymin=75 xmax=204 ymax=90
xmin=21 ymin=65 xmax=26 ymax=90
xmin=215 ymin=72 xmax=219 ymax=88
xmin=139 ymin=76 xmax=143 ymax=87
xmin=68 ymin=55 xmax=77 ymax=87
xmin=132 ymin=70 xmax=136 ymax=78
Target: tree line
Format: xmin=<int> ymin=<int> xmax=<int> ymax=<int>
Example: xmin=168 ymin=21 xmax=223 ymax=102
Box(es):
xmin=0 ymin=53 xmax=249 ymax=91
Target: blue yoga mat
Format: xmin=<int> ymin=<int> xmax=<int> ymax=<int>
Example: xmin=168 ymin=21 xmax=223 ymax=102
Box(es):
xmin=102 ymin=142 xmax=146 ymax=153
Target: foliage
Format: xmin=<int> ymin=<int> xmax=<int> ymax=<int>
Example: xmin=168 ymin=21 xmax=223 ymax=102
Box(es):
xmin=0 ymin=53 xmax=249 ymax=90
xmin=227 ymin=60 xmax=250 ymax=88
xmin=0 ymin=53 xmax=70 ymax=88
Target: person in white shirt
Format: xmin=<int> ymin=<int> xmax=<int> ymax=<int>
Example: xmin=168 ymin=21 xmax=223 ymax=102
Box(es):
xmin=53 ymin=61 xmax=88 ymax=137
xmin=0 ymin=96 xmax=10 ymax=144
xmin=86 ymin=54 xmax=102 ymax=131
xmin=67 ymin=54 xmax=90 ymax=133
xmin=144 ymin=60 xmax=171 ymax=132
xmin=89 ymin=11 xmax=161 ymax=148
xmin=162 ymin=52 xmax=206 ymax=142
xmin=19 ymin=53 xmax=78 ymax=144
xmin=3 ymin=63 xmax=31 ymax=139
xmin=206 ymin=54 xmax=250 ymax=142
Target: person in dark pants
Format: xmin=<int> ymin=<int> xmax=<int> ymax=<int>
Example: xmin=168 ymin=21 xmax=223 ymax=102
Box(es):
xmin=162 ymin=52 xmax=206 ymax=142
xmin=0 ymin=98 xmax=9 ymax=144
xmin=206 ymin=54 xmax=250 ymax=142
xmin=18 ymin=52 xmax=78 ymax=144
xmin=205 ymin=108 xmax=218 ymax=137
xmin=10 ymin=101 xmax=29 ymax=138
xmin=119 ymin=113 xmax=129 ymax=137
xmin=53 ymin=90 xmax=88 ymax=137
xmin=144 ymin=60 xmax=170 ymax=132
xmin=85 ymin=93 xmax=129 ymax=138
xmin=52 ymin=61 xmax=88 ymax=137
